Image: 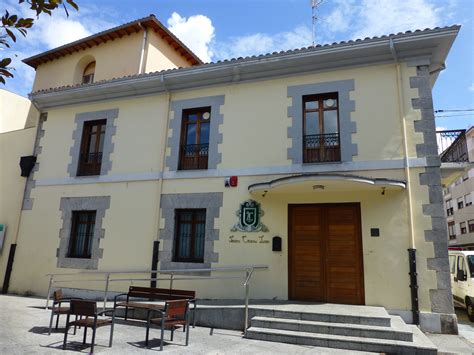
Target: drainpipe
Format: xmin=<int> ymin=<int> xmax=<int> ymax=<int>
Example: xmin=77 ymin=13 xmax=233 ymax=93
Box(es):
xmin=2 ymin=108 xmax=43 ymax=294
xmin=150 ymin=74 xmax=172 ymax=286
xmin=138 ymin=22 xmax=148 ymax=74
xmin=392 ymin=37 xmax=419 ymax=325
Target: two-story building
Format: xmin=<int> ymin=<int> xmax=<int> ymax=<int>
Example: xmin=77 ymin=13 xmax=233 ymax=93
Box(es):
xmin=0 ymin=15 xmax=468 ymax=335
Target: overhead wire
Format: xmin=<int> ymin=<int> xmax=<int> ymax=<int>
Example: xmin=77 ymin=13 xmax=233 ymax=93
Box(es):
xmin=434 ymin=109 xmax=474 ymax=113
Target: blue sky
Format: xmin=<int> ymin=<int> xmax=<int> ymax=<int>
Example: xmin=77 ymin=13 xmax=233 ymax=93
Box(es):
xmin=2 ymin=0 xmax=473 ymax=130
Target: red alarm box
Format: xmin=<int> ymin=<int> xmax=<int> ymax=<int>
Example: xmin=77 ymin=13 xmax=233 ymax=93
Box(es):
xmin=225 ymin=176 xmax=238 ymax=187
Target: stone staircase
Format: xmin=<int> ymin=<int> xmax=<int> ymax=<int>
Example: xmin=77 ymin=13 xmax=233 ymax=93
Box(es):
xmin=245 ymin=304 xmax=437 ymax=354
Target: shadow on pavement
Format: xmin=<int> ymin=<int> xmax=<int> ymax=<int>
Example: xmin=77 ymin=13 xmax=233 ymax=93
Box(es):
xmin=29 ymin=326 xmax=64 ymax=335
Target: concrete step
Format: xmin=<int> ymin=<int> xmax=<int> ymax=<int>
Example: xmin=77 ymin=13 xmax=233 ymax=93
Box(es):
xmin=251 ymin=306 xmax=391 ymax=327
xmin=246 ymin=325 xmax=438 ymax=354
xmin=251 ymin=315 xmax=413 ymax=341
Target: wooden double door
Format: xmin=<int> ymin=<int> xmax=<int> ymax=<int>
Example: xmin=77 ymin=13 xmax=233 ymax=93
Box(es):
xmin=288 ymin=203 xmax=365 ymax=305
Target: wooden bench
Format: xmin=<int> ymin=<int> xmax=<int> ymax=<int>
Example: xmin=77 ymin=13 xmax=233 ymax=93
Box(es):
xmin=113 ymin=286 xmax=197 ymax=325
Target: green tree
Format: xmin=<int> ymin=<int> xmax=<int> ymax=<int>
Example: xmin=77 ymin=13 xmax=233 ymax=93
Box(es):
xmin=1 ymin=0 xmax=79 ymax=84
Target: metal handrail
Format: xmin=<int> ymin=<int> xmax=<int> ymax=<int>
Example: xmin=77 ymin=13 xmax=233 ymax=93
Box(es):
xmin=46 ymin=265 xmax=268 ymax=276
xmin=45 ymin=265 xmax=268 ymax=335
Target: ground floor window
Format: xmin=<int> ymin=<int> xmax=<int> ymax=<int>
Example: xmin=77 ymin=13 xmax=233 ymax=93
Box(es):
xmin=174 ymin=209 xmax=206 ymax=263
xmin=68 ymin=211 xmax=96 ymax=258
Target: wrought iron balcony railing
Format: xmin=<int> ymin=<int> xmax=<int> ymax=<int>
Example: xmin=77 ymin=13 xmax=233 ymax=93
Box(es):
xmin=77 ymin=152 xmax=103 ymax=176
xmin=179 ymin=143 xmax=209 ymax=170
xmin=437 ymin=129 xmax=469 ymax=163
xmin=303 ymin=133 xmax=341 ymax=163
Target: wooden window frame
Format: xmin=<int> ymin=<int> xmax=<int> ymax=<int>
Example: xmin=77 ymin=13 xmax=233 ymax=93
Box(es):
xmin=77 ymin=119 xmax=107 ymax=176
xmin=68 ymin=210 xmax=96 ymax=259
xmin=302 ymin=93 xmax=341 ymax=163
xmin=173 ymin=209 xmax=206 ymax=263
xmin=178 ymin=107 xmax=211 ymax=170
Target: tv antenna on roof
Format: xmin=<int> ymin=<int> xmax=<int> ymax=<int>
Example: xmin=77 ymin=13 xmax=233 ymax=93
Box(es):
xmin=311 ymin=0 xmax=324 ymax=47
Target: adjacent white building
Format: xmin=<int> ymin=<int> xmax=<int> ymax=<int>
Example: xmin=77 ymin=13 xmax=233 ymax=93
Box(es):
xmin=445 ymin=127 xmax=474 ymax=248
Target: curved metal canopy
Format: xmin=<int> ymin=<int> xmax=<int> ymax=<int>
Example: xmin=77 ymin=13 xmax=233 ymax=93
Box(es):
xmin=248 ymin=173 xmax=406 ymax=194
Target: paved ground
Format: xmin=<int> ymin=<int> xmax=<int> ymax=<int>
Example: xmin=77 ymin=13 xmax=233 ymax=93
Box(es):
xmin=0 ymin=295 xmax=372 ymax=354
xmin=425 ymin=307 xmax=474 ymax=354
xmin=455 ymin=306 xmax=474 ymax=344
xmin=2 ymin=294 xmax=474 ymax=354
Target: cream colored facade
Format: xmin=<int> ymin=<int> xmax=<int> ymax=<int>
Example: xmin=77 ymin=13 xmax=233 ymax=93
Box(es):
xmin=31 ymin=30 xmax=193 ymax=92
xmin=0 ymin=90 xmax=39 ymax=292
xmin=0 ymin=89 xmax=37 ymax=133
xmin=0 ymin=20 xmax=465 ymax=334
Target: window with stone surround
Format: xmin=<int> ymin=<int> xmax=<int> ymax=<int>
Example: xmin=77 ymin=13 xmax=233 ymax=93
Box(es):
xmin=287 ymin=80 xmax=356 ymax=165
xmin=68 ymin=108 xmax=118 ymax=178
xmin=68 ymin=211 xmax=96 ymax=258
xmin=77 ymin=119 xmax=106 ymax=176
xmin=57 ymin=196 xmax=110 ymax=270
xmin=159 ymin=193 xmax=222 ymax=273
xmin=173 ymin=209 xmax=206 ymax=263
xmin=178 ymin=107 xmax=211 ymax=170
xmin=302 ymin=93 xmax=340 ymax=163
xmin=166 ymin=96 xmax=224 ymax=172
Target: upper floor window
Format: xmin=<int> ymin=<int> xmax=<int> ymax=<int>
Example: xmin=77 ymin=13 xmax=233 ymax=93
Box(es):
xmin=461 ymin=222 xmax=467 ymax=235
xmin=446 ymin=199 xmax=453 ymax=216
xmin=302 ymin=93 xmax=340 ymax=163
xmin=469 ymin=220 xmax=474 ymax=233
xmin=82 ymin=61 xmax=95 ymax=84
xmin=68 ymin=210 xmax=96 ymax=258
xmin=465 ymin=193 xmax=472 ymax=207
xmin=77 ymin=119 xmax=106 ymax=176
xmin=448 ymin=221 xmax=456 ymax=239
xmin=174 ymin=209 xmax=206 ymax=263
xmin=457 ymin=197 xmax=464 ymax=210
xmin=178 ymin=107 xmax=210 ymax=170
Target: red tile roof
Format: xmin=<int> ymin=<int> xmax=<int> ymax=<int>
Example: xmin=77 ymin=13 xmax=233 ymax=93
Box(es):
xmin=22 ymin=14 xmax=202 ymax=69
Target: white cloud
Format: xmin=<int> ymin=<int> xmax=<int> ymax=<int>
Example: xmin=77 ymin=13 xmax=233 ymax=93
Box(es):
xmin=322 ymin=0 xmax=442 ymax=40
xmin=323 ymin=0 xmax=357 ymax=33
xmin=212 ymin=26 xmax=312 ymax=60
xmin=30 ymin=17 xmax=92 ymax=49
xmin=167 ymin=12 xmax=215 ymax=63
